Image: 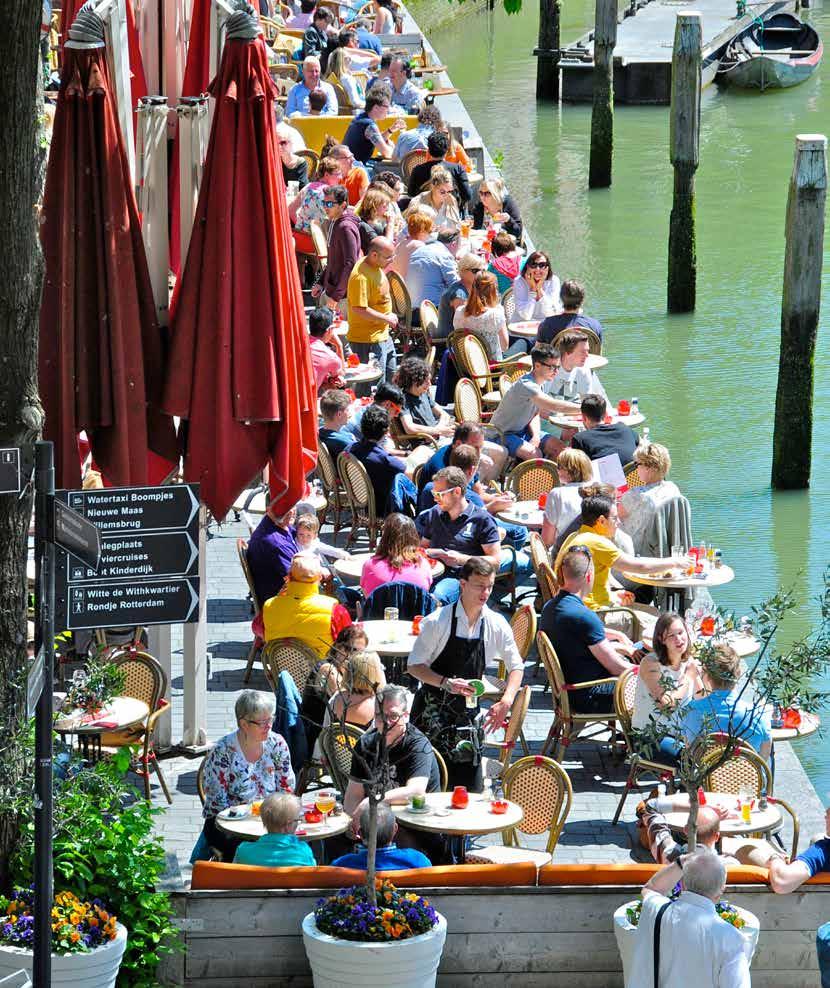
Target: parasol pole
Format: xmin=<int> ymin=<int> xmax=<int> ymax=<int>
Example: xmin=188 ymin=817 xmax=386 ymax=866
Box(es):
xmin=136 ymin=96 xmax=170 ymax=327
xmin=163 ymin=0 xmax=192 ymax=125
xmin=137 ymin=0 xmax=162 ymax=94
xmin=176 ymin=94 xmax=210 ymax=270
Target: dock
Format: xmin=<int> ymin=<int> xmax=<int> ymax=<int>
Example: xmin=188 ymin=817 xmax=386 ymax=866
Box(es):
xmin=557 ymin=0 xmax=792 ymax=103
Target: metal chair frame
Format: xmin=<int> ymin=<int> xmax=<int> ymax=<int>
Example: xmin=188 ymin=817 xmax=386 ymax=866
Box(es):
xmin=238 ymin=538 xmax=266 ymax=684
xmin=483 ymin=685 xmax=532 ymax=772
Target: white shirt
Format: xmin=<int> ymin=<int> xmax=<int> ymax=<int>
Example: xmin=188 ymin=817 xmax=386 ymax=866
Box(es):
xmin=549 ymin=363 xmax=606 ymax=402
xmin=511 ymin=274 xmax=561 ymax=323
xmin=407 ymin=602 xmax=524 ymax=674
xmin=629 ymin=891 xmax=751 ymax=988
xmin=543 ymin=481 xmax=584 ymax=534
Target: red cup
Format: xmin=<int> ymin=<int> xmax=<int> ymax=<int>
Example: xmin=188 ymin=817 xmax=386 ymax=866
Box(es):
xmin=617 ymin=399 xmax=631 ymax=416
xmin=782 ymin=708 xmax=802 ymax=728
xmin=695 ymin=563 xmax=704 ymax=575
xmin=304 ymin=809 xmax=323 ymax=824
xmin=538 ymin=492 xmax=548 ymax=509
xmin=451 ymin=786 xmax=469 ymax=809
xmin=347 ymin=353 xmax=360 ymax=368
xmin=700 ymin=615 xmax=716 ymax=637
xmin=490 ymin=799 xmax=509 ymax=815
xmin=603 ymin=414 xmax=613 ymax=424
xmin=411 ymin=615 xmax=423 ymax=635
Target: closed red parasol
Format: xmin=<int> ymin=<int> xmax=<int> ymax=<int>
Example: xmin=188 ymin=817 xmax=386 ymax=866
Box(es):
xmin=163 ymin=2 xmax=317 ymax=520
xmin=40 ymin=3 xmax=178 ymax=489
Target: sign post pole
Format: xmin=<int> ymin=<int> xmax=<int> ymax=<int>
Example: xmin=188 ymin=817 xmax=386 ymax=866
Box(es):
xmin=33 ymin=441 xmax=55 ymax=988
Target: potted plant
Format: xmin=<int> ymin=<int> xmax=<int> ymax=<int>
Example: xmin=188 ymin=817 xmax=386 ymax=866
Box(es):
xmin=613 ymin=891 xmax=759 ymax=982
xmin=58 ymin=650 xmax=126 ymax=720
xmin=0 ymin=887 xmax=128 ymax=986
xmin=302 ymin=879 xmax=446 ymax=987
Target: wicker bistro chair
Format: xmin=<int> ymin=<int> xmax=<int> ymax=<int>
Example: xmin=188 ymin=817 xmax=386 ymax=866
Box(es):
xmin=196 ymin=755 xmax=207 ymax=806
xmin=528 ymin=532 xmax=551 ymax=583
xmin=622 ymin=461 xmax=646 ymax=490
xmin=316 ymin=442 xmax=349 ymax=538
xmin=309 ymin=220 xmax=328 ymax=266
xmin=482 ymin=685 xmax=532 ymax=777
xmin=318 ymin=723 xmax=365 ymax=794
xmin=238 ymin=539 xmax=266 ymax=684
xmin=499 ymin=363 xmax=527 ymax=396
xmin=453 ymin=377 xmax=492 ymax=426
xmin=419 ymin=300 xmax=439 ymax=341
xmin=100 ymin=651 xmax=172 ymax=803
xmin=536 ymin=631 xmax=619 ymax=760
xmin=537 ymin=561 xmax=559 ymax=608
xmin=552 ymin=326 xmax=603 ymax=356
xmin=501 ymin=286 xmax=516 ymax=325
xmin=505 ymin=458 xmax=559 ymax=501
xmin=450 ymin=331 xmax=527 ymax=410
xmin=261 ymin=638 xmax=319 ymax=695
xmin=387 ymin=270 xmax=417 ymax=350
xmin=611 ymin=669 xmax=678 ymax=825
xmin=389 ymin=413 xmax=439 ymax=452
xmin=337 ymin=450 xmax=383 ymax=549
xmin=467 ymin=755 xmax=573 ymax=868
xmin=271 ymin=61 xmax=299 ymax=82
xmin=401 ymin=148 xmax=432 ymax=185
xmin=433 ymin=746 xmax=449 ymax=792
xmin=296 ymin=148 xmax=320 ymax=182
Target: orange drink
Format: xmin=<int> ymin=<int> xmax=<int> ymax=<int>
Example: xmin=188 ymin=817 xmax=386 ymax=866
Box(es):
xmin=251 ymin=800 xmax=263 ymax=816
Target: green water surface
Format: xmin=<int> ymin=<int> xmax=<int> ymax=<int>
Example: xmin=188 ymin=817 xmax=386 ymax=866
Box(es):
xmin=413 ymin=0 xmax=830 ymax=795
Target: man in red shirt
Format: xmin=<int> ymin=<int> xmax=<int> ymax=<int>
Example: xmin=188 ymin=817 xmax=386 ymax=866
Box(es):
xmin=308 ymin=308 xmax=345 ymax=394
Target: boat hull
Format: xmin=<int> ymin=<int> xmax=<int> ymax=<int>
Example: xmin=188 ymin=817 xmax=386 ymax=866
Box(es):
xmin=720 ymin=42 xmax=822 ymax=89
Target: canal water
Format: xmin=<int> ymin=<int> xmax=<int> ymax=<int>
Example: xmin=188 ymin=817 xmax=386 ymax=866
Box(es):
xmin=412 ymin=0 xmax=830 ymax=794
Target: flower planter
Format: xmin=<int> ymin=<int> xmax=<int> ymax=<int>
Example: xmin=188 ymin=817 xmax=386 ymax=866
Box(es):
xmin=613 ymin=901 xmax=759 ymax=985
xmin=302 ymin=911 xmax=447 ymax=988
xmin=0 ymin=922 xmax=127 ymax=987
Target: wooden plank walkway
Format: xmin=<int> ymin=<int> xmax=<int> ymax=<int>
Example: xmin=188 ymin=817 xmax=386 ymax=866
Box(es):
xmin=559 ymin=0 xmax=793 ymax=103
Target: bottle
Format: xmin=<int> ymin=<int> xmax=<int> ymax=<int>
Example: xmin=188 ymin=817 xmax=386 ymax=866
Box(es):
xmin=641 ymin=426 xmax=650 ymax=445
xmin=759 ymin=789 xmax=768 ymax=811
xmin=631 ymin=397 xmax=639 ymax=416
xmin=714 ymin=549 xmax=723 ymax=569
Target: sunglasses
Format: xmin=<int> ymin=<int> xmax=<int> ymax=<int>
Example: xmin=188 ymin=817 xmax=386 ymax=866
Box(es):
xmin=323 ymin=200 xmax=338 ymax=207
xmin=528 ymin=261 xmax=549 ymax=268
xmin=539 ymin=362 xmax=560 ymax=370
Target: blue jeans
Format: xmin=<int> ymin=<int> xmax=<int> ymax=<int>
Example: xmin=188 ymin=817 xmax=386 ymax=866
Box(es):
xmin=655 ymin=736 xmax=683 ymax=767
xmin=432 ymin=548 xmax=531 ymax=605
xmin=388 ymin=473 xmax=417 ymax=515
xmin=351 ymin=338 xmax=397 ymax=386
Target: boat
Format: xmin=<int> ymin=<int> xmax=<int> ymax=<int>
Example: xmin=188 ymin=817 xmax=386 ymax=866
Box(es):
xmin=717 ymin=12 xmax=822 ymax=90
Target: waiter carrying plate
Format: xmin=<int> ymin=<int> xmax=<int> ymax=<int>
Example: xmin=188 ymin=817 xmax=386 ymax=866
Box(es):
xmin=407 ymin=558 xmax=525 ymax=791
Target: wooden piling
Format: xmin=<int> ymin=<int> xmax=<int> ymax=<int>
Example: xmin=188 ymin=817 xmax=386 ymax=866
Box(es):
xmin=667 ymin=12 xmax=701 ymax=313
xmin=535 ymin=0 xmax=561 ymax=101
xmin=588 ymin=0 xmax=617 ymax=188
xmin=771 ymin=134 xmax=827 ymax=489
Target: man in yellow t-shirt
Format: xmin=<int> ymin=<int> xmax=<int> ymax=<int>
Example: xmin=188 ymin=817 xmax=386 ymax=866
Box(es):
xmin=347 ymin=236 xmax=398 ymax=384
xmin=554 ymin=487 xmax=683 ymax=611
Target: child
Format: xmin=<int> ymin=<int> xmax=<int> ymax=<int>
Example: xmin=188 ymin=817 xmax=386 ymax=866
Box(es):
xmin=294 ymin=514 xmax=350 ymax=575
xmin=308 ymin=89 xmax=328 ymax=116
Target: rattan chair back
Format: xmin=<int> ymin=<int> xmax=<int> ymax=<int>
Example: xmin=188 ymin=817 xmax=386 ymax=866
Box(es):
xmin=699 ymin=735 xmax=772 ymax=797
xmin=613 ymin=668 xmax=639 ymax=751
xmin=623 ymin=461 xmax=646 ymax=490
xmin=501 ymin=287 xmax=516 ymax=324
xmin=296 ymin=148 xmax=319 ymax=181
xmin=552 ymin=326 xmax=602 ymax=355
xmin=337 ymin=451 xmax=380 ymax=548
xmin=318 ymin=723 xmax=365 ymax=793
xmin=454 ymin=377 xmax=484 ymax=424
xmin=528 ymin=532 xmax=550 ymax=583
xmin=432 ymin=746 xmax=449 ymax=791
xmin=387 ymin=270 xmax=413 ymax=339
xmin=537 ymin=631 xmax=572 ymax=722
xmin=401 ymin=148 xmax=432 ymax=183
xmin=316 ymin=441 xmax=339 ymax=492
xmin=237 ymin=538 xmax=261 ymax=613
xmin=309 ymin=220 xmax=328 ymax=264
xmin=454 ymin=332 xmax=491 ymax=386
xmin=505 ymin=458 xmax=559 ymax=500
xmin=112 ymin=650 xmax=165 ymax=712
xmin=420 ymin=300 xmax=439 ymax=341
xmin=502 ymin=755 xmax=573 ymax=853
xmin=537 ymin=561 xmax=558 ymax=605
xmin=261 ymin=638 xmax=319 ymax=693
xmin=510 ymin=605 xmax=537 ymax=660
xmin=271 ymin=61 xmax=299 ymax=81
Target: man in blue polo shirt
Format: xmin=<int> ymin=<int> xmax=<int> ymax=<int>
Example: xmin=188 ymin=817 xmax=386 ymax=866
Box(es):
xmin=332 ymin=800 xmax=431 ymax=870
xmin=416 ymin=466 xmax=530 ymax=604
xmin=347 ymin=404 xmax=416 ymax=515
xmin=681 ymin=645 xmax=772 ymax=762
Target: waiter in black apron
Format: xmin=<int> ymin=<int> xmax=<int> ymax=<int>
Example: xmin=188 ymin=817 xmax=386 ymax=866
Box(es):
xmin=408 ymin=557 xmax=526 ymax=791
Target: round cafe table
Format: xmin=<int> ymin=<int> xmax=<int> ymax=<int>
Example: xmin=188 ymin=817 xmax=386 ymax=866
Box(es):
xmin=662 ymin=793 xmax=782 ymax=840
xmin=621 ymin=564 xmax=734 ymax=612
xmin=392 ymin=792 xmax=523 ymax=862
xmin=770 ymin=710 xmax=820 ymax=743
xmin=496 ymin=500 xmax=545 ymax=530
xmin=54 ymin=696 xmax=149 ymax=762
xmin=215 ymin=805 xmax=350 ymax=843
xmin=507 ymin=320 xmax=540 ymax=340
xmin=545 ymin=409 xmax=645 ymax=430
xmin=333 ymin=552 xmax=444 ymax=587
xmin=344 ymin=363 xmax=382 ymax=386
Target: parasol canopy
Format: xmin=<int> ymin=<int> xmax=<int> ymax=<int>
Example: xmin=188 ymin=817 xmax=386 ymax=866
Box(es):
xmin=163 ymin=1 xmax=317 ymax=520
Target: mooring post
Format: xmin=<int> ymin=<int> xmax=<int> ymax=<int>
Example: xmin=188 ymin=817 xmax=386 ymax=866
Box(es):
xmin=771 ymin=134 xmax=827 ymax=489
xmin=588 ymin=0 xmax=617 ymax=188
xmin=667 ymin=12 xmax=701 ymax=313
xmin=535 ymin=0 xmax=561 ymax=100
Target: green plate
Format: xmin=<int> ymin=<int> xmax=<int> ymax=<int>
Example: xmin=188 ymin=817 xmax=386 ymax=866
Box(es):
xmin=468 ymin=679 xmax=486 ymax=697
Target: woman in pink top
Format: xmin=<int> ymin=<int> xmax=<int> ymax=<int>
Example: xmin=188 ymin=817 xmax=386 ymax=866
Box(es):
xmin=360 ymin=513 xmax=434 ymax=596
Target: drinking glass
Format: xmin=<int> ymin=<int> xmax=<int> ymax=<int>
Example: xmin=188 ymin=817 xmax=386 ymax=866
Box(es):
xmin=672 ymin=544 xmax=685 ymax=561
xmin=315 ymin=790 xmax=336 ymax=820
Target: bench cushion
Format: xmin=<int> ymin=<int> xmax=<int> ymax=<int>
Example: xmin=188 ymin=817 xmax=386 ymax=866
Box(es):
xmin=538 ymin=863 xmax=771 ymax=886
xmin=378 ymin=863 xmax=537 ymax=887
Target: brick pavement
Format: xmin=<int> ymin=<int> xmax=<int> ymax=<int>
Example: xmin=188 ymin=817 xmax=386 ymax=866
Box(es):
xmin=150 ymin=506 xmax=825 ymax=889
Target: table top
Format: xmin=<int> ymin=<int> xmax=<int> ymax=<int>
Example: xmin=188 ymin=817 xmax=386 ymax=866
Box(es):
xmin=770 ymin=710 xmax=820 ymax=742
xmin=621 ymin=565 xmax=735 ymax=590
xmin=497 ymin=500 xmax=545 ymax=530
xmin=663 ymin=794 xmax=782 ymax=838
xmin=507 ymin=320 xmax=540 ymax=339
xmin=425 ymin=87 xmax=459 ymax=97
xmin=215 ymin=805 xmax=351 ymax=842
xmin=333 ymin=552 xmax=444 ymax=586
xmin=392 ymin=791 xmax=523 ymax=835
xmin=54 ymin=696 xmax=149 ymax=735
xmin=344 ymin=363 xmax=382 ymax=385
xmin=545 ymin=409 xmax=645 ymax=430
xmin=412 ymin=64 xmax=447 ymax=74
xmin=360 ymin=619 xmax=420 ymax=656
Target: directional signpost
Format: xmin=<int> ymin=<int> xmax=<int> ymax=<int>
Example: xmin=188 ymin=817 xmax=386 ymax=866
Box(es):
xmin=54 ymin=484 xmax=200 ymax=630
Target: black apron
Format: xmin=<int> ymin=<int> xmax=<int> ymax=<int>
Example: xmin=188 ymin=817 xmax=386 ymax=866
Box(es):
xmin=410 ymin=603 xmax=486 ymax=791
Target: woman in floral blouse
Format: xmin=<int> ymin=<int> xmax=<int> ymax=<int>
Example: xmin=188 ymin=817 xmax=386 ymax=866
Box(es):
xmin=201 ymin=690 xmax=295 ymax=860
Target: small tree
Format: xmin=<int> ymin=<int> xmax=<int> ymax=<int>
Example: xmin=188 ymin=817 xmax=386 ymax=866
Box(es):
xmin=635 ymin=570 xmax=830 ymax=851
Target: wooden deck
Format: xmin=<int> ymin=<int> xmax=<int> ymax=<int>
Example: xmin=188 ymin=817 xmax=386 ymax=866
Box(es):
xmin=558 ymin=0 xmax=794 ymax=103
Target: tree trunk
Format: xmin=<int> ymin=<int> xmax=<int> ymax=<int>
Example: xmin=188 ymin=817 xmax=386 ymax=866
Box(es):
xmin=771 ymin=134 xmax=827 ymax=489
xmin=588 ymin=0 xmax=616 ymax=189
xmin=0 ymin=1 xmax=46 ymax=892
xmin=686 ymin=788 xmax=699 ymax=852
xmin=535 ymin=0 xmax=561 ymax=100
xmin=365 ymin=794 xmax=379 ymax=908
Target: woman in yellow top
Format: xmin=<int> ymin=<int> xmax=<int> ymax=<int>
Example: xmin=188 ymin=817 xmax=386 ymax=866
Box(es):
xmin=553 ymin=486 xmax=683 ymax=610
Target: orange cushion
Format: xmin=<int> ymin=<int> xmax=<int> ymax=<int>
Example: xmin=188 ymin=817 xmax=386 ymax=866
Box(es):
xmin=538 ymin=863 xmax=770 ymax=886
xmin=378 ymin=863 xmax=537 ymax=888
xmin=805 ymin=873 xmax=830 ymax=885
xmin=191 ymin=862 xmax=365 ymax=890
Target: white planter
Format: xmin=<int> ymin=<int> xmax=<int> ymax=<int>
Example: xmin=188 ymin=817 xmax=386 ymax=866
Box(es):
xmin=302 ymin=911 xmax=447 ymax=988
xmin=0 ymin=922 xmax=127 ymax=988
xmin=613 ymin=900 xmax=759 ymax=987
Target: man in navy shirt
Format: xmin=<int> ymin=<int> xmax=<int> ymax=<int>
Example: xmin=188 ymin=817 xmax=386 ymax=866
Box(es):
xmin=332 ymin=800 xmax=431 ymax=870
xmin=348 ymin=404 xmax=416 ymax=515
xmin=570 ymin=394 xmax=639 ymax=465
xmin=537 ymin=279 xmax=605 ymax=344
xmin=318 ymin=389 xmax=355 ymax=460
xmin=416 ymin=465 xmax=530 ymax=604
xmin=539 ymin=545 xmax=634 ymax=713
